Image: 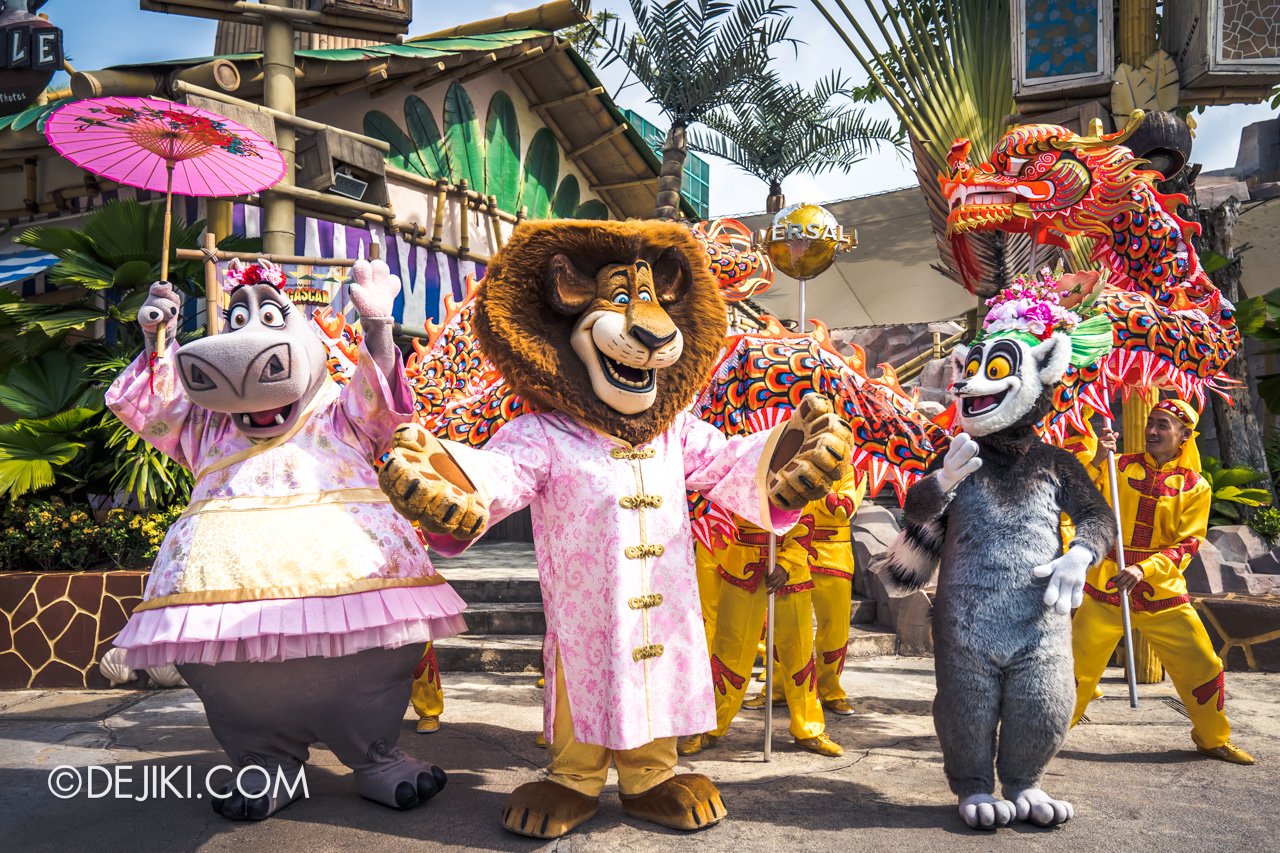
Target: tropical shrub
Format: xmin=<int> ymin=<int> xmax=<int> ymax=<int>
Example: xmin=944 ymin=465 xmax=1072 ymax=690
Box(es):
xmin=1250 ymin=506 xmax=1280 ymax=545
xmin=0 ymin=500 xmax=181 ymax=572
xmin=1200 ymin=456 xmax=1273 ymax=526
xmin=3 ymin=198 xmax=258 ymax=362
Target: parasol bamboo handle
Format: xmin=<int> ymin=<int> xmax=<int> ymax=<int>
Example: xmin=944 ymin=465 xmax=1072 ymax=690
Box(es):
xmin=161 ymin=160 xmax=175 ymax=284
xmin=155 ymin=323 xmax=166 ymax=355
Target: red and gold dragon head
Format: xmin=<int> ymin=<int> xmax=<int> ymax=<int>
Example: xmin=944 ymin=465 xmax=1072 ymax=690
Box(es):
xmin=941 ymin=112 xmax=1150 ymax=246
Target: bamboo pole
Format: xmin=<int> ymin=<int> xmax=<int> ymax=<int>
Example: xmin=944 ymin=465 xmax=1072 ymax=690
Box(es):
xmin=175 ymin=247 xmax=358 ymax=267
xmin=203 ymin=231 xmax=220 ymax=336
xmin=1118 ymin=0 xmax=1158 ymax=68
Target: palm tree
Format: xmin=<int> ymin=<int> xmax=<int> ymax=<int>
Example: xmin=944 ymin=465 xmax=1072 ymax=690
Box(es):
xmin=689 ymin=71 xmax=903 ymax=212
xmin=810 ymin=0 xmax=1043 ymax=295
xmin=600 ymin=0 xmax=798 ymax=219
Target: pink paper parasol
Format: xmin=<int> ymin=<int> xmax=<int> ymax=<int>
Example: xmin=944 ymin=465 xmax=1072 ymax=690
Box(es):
xmin=44 ymin=97 xmax=286 ymax=341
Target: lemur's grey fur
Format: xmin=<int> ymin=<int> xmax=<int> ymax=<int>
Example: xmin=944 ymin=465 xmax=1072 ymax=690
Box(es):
xmin=887 ymin=335 xmax=1116 ymax=826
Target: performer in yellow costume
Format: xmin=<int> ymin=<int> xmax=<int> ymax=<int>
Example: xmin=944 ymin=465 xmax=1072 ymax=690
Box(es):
xmin=1070 ymin=398 xmax=1255 ymax=764
xmin=744 ymin=470 xmax=866 ymax=715
xmin=679 ymin=517 xmax=841 ymax=757
xmin=410 ymin=642 xmax=444 ymax=733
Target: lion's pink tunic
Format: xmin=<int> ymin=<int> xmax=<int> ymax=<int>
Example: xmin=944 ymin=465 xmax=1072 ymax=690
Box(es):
xmin=433 ymin=411 xmax=798 ymax=750
xmin=107 ymin=342 xmax=467 ymax=668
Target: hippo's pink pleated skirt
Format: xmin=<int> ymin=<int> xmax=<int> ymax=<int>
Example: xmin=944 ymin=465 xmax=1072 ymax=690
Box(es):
xmin=114 ymin=583 xmax=468 ymax=667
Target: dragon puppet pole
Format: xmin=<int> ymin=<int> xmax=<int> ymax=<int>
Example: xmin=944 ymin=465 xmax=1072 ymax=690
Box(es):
xmin=1103 ymin=414 xmax=1140 ymax=708
xmin=763 ymin=275 xmax=808 ymax=761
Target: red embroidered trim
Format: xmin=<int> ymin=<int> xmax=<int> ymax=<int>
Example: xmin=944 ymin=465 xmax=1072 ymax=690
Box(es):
xmin=1192 ymin=669 xmax=1225 ymax=711
xmin=1083 ymin=582 xmax=1191 ymax=613
xmin=777 ymin=581 xmax=815 ymax=596
xmin=810 ymin=566 xmax=854 ymax=580
xmin=711 ymin=654 xmax=746 ymax=696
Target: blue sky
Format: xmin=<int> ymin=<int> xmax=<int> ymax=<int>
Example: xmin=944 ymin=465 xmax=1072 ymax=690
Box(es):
xmin=45 ymin=1 xmax=1278 ymax=217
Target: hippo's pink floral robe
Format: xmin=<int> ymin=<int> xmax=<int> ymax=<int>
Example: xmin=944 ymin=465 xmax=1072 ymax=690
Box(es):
xmin=433 ymin=410 xmax=799 ymax=751
xmin=106 ymin=342 xmax=466 ymax=668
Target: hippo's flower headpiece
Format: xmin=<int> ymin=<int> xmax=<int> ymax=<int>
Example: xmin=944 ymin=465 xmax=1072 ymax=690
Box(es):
xmin=978 ymin=266 xmax=1113 ymax=368
xmin=222 ymin=258 xmax=287 ymax=294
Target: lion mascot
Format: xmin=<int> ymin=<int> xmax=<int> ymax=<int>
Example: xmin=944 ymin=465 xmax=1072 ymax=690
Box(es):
xmin=378 ymin=220 xmax=854 ymax=838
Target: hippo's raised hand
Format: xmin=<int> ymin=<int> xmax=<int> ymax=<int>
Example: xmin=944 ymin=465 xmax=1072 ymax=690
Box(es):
xmin=766 ymin=394 xmax=854 ymax=510
xmin=350 ymin=259 xmax=401 ymax=321
xmin=138 ymin=282 xmax=181 ymax=354
xmin=379 ymin=423 xmax=488 ymax=540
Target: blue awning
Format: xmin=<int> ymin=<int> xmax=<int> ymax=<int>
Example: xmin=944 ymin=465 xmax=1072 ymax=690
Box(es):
xmin=0 ymin=247 xmax=58 ymax=287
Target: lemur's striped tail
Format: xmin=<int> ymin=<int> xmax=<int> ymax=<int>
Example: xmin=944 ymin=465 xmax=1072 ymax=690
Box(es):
xmin=882 ymin=519 xmax=944 ymax=590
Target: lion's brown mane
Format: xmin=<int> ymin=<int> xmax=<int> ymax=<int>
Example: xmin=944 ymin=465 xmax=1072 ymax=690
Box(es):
xmin=473 ymin=220 xmax=727 ymax=445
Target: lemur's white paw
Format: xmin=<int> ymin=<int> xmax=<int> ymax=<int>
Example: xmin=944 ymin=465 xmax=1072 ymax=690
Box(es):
xmin=958 ymin=793 xmax=1015 ymax=829
xmin=1008 ymin=787 xmax=1074 ymax=826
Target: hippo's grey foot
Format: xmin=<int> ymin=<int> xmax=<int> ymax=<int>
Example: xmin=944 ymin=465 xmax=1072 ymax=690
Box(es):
xmin=210 ymin=775 xmax=304 ymax=821
xmin=356 ymin=756 xmax=447 ymax=810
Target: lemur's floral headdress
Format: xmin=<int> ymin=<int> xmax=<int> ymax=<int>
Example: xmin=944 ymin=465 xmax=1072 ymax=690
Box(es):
xmin=978 ymin=265 xmax=1114 ymax=368
xmin=222 ymin=258 xmax=287 ymax=293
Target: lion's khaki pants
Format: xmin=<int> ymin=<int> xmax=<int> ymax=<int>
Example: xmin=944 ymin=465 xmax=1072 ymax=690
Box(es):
xmin=546 ymin=652 xmax=676 ymax=798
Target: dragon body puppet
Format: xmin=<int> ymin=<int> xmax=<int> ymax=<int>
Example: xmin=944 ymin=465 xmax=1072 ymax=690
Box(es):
xmin=940 ymin=111 xmax=1239 ymax=431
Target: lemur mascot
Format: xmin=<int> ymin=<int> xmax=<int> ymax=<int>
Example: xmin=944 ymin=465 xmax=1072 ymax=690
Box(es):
xmin=885 ymin=283 xmax=1117 ymax=830
xmin=377 ymin=220 xmax=854 ymax=839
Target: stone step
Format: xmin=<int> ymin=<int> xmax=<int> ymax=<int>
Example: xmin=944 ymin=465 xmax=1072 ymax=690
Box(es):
xmin=434 ymin=634 xmax=543 ymax=673
xmin=846 ymin=624 xmax=897 ymax=658
xmin=461 ymin=601 xmax=547 ymax=635
xmin=437 ymin=541 xmax=541 ymax=603
xmin=850 ymin=595 xmax=876 ymax=625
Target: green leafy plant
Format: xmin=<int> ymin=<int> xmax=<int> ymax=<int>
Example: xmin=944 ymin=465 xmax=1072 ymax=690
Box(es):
xmin=97 ymin=506 xmax=184 ymax=569
xmin=3 ymin=199 xmax=258 ymax=362
xmin=1201 ymin=455 xmax=1273 ymax=526
xmin=1250 ymin=506 xmax=1280 ymax=545
xmin=364 ymin=85 xmax=605 ymax=220
xmin=0 ymin=351 xmax=100 ymax=502
xmin=0 ymin=500 xmax=182 ymax=572
xmin=600 ymin=0 xmax=799 ymax=219
xmin=1235 ymin=286 xmax=1280 ymax=414
xmin=690 ymin=70 xmax=902 ymax=209
xmin=0 ymin=500 xmax=96 ymax=572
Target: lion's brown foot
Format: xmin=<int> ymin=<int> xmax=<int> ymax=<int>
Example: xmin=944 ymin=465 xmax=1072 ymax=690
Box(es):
xmin=500 ymin=781 xmax=599 ymax=839
xmin=619 ymin=774 xmax=726 ymax=831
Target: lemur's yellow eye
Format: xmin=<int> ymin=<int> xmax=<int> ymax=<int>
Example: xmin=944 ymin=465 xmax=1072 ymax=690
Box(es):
xmin=965 ymin=358 xmax=980 ymax=379
xmin=986 ymin=356 xmax=1011 ymax=380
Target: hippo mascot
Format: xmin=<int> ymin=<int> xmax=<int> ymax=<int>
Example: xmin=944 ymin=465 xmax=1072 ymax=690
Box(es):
xmin=106 ymin=258 xmax=466 ymax=820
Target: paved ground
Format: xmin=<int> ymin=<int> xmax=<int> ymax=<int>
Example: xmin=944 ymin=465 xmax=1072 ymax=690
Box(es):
xmin=0 ymin=658 xmax=1274 ymax=852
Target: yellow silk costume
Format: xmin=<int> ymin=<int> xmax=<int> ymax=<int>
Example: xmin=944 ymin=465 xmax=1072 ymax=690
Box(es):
xmin=1070 ymin=419 xmax=1231 ymax=749
xmin=804 ymin=471 xmax=866 ymax=703
xmin=410 ymin=642 xmax=444 ymax=721
xmin=707 ymin=521 xmax=824 ymax=740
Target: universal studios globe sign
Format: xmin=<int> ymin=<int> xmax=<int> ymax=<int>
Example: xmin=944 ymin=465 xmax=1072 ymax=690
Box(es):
xmin=763 ymin=203 xmax=855 ymax=280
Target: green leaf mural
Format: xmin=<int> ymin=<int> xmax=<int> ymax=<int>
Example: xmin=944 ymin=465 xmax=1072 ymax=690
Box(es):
xmin=405 ymin=95 xmax=451 ymax=179
xmin=363 ymin=110 xmax=427 ymax=177
xmin=574 ymin=200 xmax=610 ymax=220
xmin=443 ymin=81 xmax=485 ymax=190
xmin=519 ymin=128 xmax=559 ymax=220
xmin=551 ymin=175 xmax=581 ymax=220
xmin=363 ymin=85 xmax=611 ymax=220
xmin=484 ymin=91 xmax=522 ymax=211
